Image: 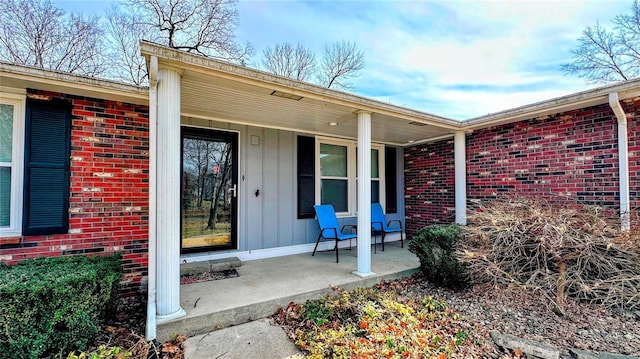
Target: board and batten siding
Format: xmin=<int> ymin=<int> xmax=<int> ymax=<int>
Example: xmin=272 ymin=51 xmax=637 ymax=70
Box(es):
xmin=182 ymin=117 xmax=404 ymax=252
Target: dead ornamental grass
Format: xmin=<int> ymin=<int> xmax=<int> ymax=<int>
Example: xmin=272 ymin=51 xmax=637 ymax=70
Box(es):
xmin=460 ymin=196 xmax=640 ymax=313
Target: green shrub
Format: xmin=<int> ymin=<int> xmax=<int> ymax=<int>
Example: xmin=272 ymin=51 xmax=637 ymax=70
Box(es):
xmin=0 ymin=254 xmax=123 ymax=359
xmin=408 ymin=224 xmax=468 ymax=289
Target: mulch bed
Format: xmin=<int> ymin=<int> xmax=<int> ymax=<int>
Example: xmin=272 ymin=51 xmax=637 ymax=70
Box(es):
xmin=274 ymin=273 xmax=640 ymax=357
xmin=88 ymin=294 xmax=186 ymax=358
xmin=390 ymin=274 xmax=640 ymax=356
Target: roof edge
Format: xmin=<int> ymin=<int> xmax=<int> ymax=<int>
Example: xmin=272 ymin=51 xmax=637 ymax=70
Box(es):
xmin=0 ymin=62 xmax=148 ymax=104
xmin=462 ymin=78 xmax=640 ymax=130
xmin=140 ymin=41 xmax=462 ymax=129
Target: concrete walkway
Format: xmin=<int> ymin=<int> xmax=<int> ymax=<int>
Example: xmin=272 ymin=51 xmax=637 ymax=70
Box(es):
xmin=159 ymin=242 xmax=419 ymax=348
xmin=185 ymin=319 xmax=303 ymax=359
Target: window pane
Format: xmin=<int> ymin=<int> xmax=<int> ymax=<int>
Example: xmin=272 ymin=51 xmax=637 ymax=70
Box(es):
xmin=321 ymin=179 xmax=348 ymax=212
xmin=372 ymin=180 xmax=380 ymax=203
xmin=0 ymin=167 xmax=10 ymax=226
xmin=320 ymin=144 xmax=347 ymax=177
xmin=371 ymin=149 xmax=379 ymax=178
xmin=0 ymin=104 xmax=13 ymax=162
xmin=355 ymin=148 xmax=380 ymax=178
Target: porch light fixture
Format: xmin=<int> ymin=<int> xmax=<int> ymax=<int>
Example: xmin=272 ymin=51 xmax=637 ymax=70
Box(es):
xmin=270 ymin=90 xmax=303 ymax=101
xmin=329 ymin=122 xmax=338 ymax=126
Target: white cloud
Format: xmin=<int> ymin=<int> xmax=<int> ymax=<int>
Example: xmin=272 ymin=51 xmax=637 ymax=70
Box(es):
xmin=52 ymin=0 xmax=636 ymax=119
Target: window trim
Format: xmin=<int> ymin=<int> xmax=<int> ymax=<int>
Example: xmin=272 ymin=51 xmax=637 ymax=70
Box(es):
xmin=315 ymin=137 xmax=385 ymax=217
xmin=0 ymin=92 xmax=25 ymax=237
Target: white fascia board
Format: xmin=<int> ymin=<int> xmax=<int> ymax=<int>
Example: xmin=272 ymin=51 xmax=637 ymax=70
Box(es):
xmin=0 ymin=62 xmax=148 ymax=105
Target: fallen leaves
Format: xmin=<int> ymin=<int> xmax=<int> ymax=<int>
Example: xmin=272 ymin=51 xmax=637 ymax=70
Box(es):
xmin=273 ymin=286 xmax=499 ymax=358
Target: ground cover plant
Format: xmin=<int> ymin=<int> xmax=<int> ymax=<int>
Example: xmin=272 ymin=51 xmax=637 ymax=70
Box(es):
xmin=274 ymin=285 xmax=498 ymax=358
xmin=459 ymin=196 xmax=640 ymax=313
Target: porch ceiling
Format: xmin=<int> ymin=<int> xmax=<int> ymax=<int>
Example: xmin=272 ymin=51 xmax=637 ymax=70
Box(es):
xmin=180 ymin=71 xmax=457 ymax=145
xmin=142 ymin=42 xmax=462 ymax=146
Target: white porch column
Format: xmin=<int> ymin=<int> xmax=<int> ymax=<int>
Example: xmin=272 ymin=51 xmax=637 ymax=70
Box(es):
xmin=454 ymin=131 xmax=467 ymax=225
xmin=156 ymin=67 xmax=186 ymax=323
xmin=354 ymin=111 xmax=374 ymax=277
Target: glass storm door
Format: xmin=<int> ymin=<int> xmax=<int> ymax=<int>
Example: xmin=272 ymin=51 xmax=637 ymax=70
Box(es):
xmin=181 ymin=128 xmax=238 ymax=253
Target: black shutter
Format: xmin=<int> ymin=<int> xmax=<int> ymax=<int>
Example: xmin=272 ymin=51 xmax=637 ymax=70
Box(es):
xmin=22 ymin=98 xmax=71 ymax=235
xmin=385 ymin=146 xmax=398 ymax=214
xmin=297 ymin=135 xmax=315 ymax=219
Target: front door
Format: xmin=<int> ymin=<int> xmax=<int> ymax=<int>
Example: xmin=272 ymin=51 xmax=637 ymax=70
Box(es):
xmin=181 ymin=128 xmax=238 ymax=253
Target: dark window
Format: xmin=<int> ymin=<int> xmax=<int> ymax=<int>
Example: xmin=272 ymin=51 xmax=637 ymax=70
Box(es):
xmin=385 ymin=146 xmax=398 ymax=213
xmin=297 ymin=135 xmax=315 ymax=219
xmin=22 ymin=98 xmax=71 ymax=235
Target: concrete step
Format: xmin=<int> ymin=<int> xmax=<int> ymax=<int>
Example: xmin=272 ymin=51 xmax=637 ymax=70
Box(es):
xmin=157 ymin=244 xmax=419 ymax=342
xmin=180 ymin=257 xmax=241 ymax=275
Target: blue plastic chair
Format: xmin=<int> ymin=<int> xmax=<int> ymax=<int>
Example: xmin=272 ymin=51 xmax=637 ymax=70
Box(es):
xmin=371 ymin=203 xmax=404 ymax=251
xmin=313 ymin=204 xmax=357 ymax=263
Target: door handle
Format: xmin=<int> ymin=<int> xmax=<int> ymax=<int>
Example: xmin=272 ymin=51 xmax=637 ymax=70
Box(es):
xmin=228 ymin=184 xmax=237 ymax=198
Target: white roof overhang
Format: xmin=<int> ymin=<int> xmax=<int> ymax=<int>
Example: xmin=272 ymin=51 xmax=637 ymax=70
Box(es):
xmin=140 ymin=41 xmax=462 ymax=146
xmin=0 ymin=62 xmax=148 ymax=105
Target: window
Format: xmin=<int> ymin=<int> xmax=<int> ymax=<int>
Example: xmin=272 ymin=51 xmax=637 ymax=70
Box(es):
xmin=0 ymin=93 xmax=25 ymax=237
xmin=315 ymin=137 xmax=384 ymax=216
xmin=319 ymin=142 xmax=349 ymax=212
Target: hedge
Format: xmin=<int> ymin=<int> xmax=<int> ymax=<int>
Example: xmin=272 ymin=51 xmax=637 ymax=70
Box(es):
xmin=0 ymin=254 xmax=123 ymax=359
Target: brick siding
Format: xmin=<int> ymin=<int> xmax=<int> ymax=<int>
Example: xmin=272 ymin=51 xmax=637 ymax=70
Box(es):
xmin=0 ymin=90 xmax=149 ymax=294
xmin=404 ymin=139 xmax=456 ymax=236
xmin=404 ymin=98 xmax=640 ymax=236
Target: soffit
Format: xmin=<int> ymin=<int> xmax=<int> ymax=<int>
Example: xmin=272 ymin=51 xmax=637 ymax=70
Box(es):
xmin=141 ymin=42 xmax=460 ymax=146
xmin=179 ymin=68 xmax=454 ymax=145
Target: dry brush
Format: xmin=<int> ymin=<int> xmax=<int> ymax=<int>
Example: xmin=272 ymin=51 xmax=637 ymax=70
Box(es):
xmin=459 ymin=196 xmax=640 ymax=312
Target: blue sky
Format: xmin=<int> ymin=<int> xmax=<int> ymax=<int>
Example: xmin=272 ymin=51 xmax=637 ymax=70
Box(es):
xmin=52 ymin=0 xmax=633 ymax=119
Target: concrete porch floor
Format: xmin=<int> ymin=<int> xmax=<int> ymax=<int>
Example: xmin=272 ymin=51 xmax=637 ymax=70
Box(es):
xmin=157 ymin=242 xmax=419 ymax=342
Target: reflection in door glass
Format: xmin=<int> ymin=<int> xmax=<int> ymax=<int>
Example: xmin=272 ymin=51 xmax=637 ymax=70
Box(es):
xmin=182 ymin=137 xmax=233 ymax=250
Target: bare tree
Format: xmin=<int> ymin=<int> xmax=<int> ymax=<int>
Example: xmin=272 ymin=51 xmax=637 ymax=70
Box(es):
xmin=0 ymin=0 xmax=105 ymax=76
xmin=127 ymin=0 xmax=252 ymax=63
xmin=183 ymin=139 xmax=213 ymax=209
xmin=262 ymin=42 xmax=316 ymax=81
xmin=317 ymin=40 xmax=364 ymax=90
xmin=104 ymin=4 xmax=158 ymax=85
xmin=207 ymin=143 xmax=231 ymax=230
xmin=563 ymin=0 xmax=640 ymax=83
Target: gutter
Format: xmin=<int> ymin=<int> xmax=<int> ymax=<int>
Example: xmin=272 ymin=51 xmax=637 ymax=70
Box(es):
xmin=608 ymin=92 xmax=631 ymax=231
xmin=146 ymin=56 xmax=158 ymax=340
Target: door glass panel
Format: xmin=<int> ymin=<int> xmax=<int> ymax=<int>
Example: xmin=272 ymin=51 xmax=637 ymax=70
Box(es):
xmin=0 ymin=167 xmax=10 ymax=226
xmin=0 ymin=104 xmax=13 ymax=162
xmin=181 ymin=133 xmax=235 ymax=251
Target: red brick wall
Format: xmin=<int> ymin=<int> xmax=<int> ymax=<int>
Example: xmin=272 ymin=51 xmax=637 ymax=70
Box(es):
xmin=404 ymin=138 xmax=456 ymax=236
xmin=0 ymin=90 xmax=150 ymax=294
xmin=404 ymin=98 xmax=640 ymax=236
